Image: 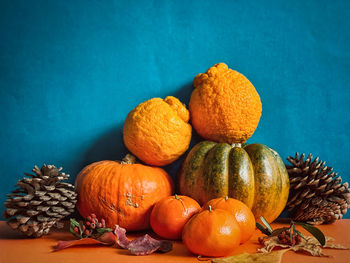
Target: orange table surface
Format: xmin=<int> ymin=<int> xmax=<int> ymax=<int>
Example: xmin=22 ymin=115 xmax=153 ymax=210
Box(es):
xmin=0 ymin=219 xmax=349 ymax=263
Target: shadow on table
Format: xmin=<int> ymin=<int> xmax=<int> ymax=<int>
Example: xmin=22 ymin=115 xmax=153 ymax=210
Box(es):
xmin=0 ymin=223 xmax=28 ymax=239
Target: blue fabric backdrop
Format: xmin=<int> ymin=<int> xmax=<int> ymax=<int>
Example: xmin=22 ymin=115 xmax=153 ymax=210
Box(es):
xmin=1 ymin=0 xmax=349 ymax=219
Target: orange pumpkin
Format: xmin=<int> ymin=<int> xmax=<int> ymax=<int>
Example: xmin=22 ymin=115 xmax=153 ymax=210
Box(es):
xmin=182 ymin=206 xmax=241 ymax=257
xmin=150 ymin=195 xmax=201 ymax=240
xmin=202 ymin=197 xmax=256 ymax=244
xmin=75 ymin=154 xmax=174 ymax=231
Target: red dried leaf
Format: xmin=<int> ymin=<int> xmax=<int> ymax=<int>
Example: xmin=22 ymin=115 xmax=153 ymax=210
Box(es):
xmin=114 ymin=225 xmax=130 ymax=248
xmin=96 ymin=231 xmax=117 ymax=245
xmin=55 ymin=232 xmax=117 ymax=251
xmin=114 ymin=225 xmax=173 ymax=256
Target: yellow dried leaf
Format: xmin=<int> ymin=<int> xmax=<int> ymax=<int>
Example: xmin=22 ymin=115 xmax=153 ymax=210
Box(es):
xmin=258 ymin=236 xmax=349 ymax=257
xmin=211 ymin=249 xmax=287 ymax=263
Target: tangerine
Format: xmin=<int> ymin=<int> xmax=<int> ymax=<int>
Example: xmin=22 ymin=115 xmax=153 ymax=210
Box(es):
xmin=150 ymin=195 xmax=201 ymax=239
xmin=182 ymin=206 xmax=241 ymax=257
xmin=203 ymin=197 xmax=256 ymax=243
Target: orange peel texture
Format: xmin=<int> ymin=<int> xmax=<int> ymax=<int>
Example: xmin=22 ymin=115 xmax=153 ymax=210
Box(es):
xmin=190 ymin=63 xmax=262 ymax=143
xmin=123 ymin=96 xmax=192 ymax=166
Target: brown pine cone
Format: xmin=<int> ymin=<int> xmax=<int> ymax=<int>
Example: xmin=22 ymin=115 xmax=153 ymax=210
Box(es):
xmin=286 ymin=153 xmax=350 ymax=224
xmin=3 ymin=165 xmax=77 ymax=237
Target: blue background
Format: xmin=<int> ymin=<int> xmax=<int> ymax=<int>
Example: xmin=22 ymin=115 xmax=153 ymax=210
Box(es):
xmin=1 ymin=0 xmax=349 ymax=219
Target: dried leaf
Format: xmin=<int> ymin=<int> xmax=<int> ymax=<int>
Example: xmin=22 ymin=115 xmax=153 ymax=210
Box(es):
xmin=258 ymin=236 xmax=290 ymax=253
xmin=96 ymin=231 xmax=118 ymax=244
xmin=114 ymin=225 xmax=173 ymax=256
xmin=211 ymin=250 xmax=288 ymax=263
xmin=114 ymin=225 xmax=130 ymax=248
xmin=128 ymin=235 xmax=173 ymax=255
xmin=258 ymin=235 xmax=349 ymax=257
xmin=290 ymin=236 xmax=325 ymax=256
xmin=54 ymin=232 xmax=117 ymax=251
xmin=324 ymin=237 xmax=349 ymax=250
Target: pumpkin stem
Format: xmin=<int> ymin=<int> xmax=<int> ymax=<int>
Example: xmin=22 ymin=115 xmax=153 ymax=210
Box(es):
xmin=231 ymin=143 xmax=242 ymax=148
xmin=208 ymin=205 xmax=212 ymax=212
xmin=121 ymin=154 xmax=137 ymax=164
xmin=174 ymin=194 xmax=179 ymax=200
xmin=224 ymin=196 xmax=229 ymax=201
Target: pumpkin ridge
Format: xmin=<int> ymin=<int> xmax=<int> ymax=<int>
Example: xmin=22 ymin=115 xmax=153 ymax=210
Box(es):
xmin=179 ymin=141 xmax=216 ymax=203
xmin=202 ymin=143 xmax=231 ymax=201
xmin=100 ymin=162 xmax=119 ymax=225
xmin=79 ymin=162 xmax=108 ymax=219
xmin=84 ymin=163 xmax=101 ymax=215
xmin=244 ymin=144 xmax=282 ymax=223
xmin=228 ymin=146 xmax=255 ymax=209
xmin=116 ymin=161 xmax=124 ymax=226
xmin=134 ymin=164 xmax=145 ymax=227
xmin=266 ymin=147 xmax=289 ymax=221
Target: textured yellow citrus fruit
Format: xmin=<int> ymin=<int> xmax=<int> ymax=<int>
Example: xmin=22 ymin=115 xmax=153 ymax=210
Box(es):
xmin=123 ymin=96 xmax=192 ymax=166
xmin=190 ymin=63 xmax=262 ymax=143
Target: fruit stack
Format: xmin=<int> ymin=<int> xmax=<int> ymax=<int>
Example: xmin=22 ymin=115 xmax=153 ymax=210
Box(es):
xmin=75 ymin=63 xmax=291 ymax=257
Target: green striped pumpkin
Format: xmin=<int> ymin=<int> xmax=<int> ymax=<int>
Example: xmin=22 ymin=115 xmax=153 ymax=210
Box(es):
xmin=178 ymin=141 xmax=289 ymax=223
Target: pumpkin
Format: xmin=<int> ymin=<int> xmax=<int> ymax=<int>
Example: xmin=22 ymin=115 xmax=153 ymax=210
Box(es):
xmin=202 ymin=197 xmax=256 ymax=244
xmin=179 ymin=141 xmax=289 ymax=223
xmin=123 ymin=96 xmax=192 ymax=166
xmin=75 ymin=154 xmax=174 ymax=231
xmin=189 ymin=63 xmax=262 ymax=143
xmin=150 ymin=195 xmax=201 ymax=240
xmin=182 ymin=205 xmax=241 ymax=257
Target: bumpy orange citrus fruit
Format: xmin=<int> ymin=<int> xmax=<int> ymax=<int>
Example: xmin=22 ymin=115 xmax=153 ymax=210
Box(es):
xmin=123 ymin=96 xmax=192 ymax=166
xmin=189 ymin=63 xmax=262 ymax=143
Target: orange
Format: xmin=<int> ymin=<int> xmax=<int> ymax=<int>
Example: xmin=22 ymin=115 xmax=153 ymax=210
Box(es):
xmin=150 ymin=195 xmax=201 ymax=240
xmin=203 ymin=197 xmax=256 ymax=243
xmin=182 ymin=206 xmax=241 ymax=257
xmin=189 ymin=63 xmax=262 ymax=143
xmin=123 ymin=96 xmax=192 ymax=166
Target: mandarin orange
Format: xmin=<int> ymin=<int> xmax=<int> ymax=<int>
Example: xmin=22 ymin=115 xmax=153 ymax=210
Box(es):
xmin=203 ymin=197 xmax=256 ymax=243
xmin=150 ymin=195 xmax=201 ymax=240
xmin=182 ymin=206 xmax=241 ymax=257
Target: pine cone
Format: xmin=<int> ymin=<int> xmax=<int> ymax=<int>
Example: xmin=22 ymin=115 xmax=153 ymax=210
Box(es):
xmin=286 ymin=153 xmax=350 ymax=224
xmin=3 ymin=165 xmax=77 ymax=237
